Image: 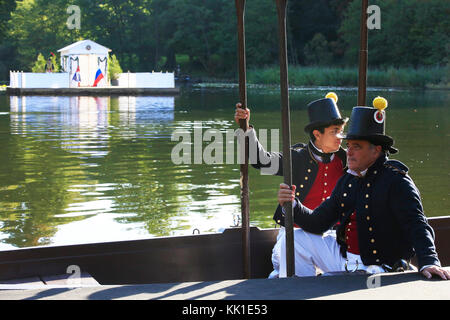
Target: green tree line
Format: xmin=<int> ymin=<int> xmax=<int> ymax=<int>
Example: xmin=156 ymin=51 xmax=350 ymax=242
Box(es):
xmin=0 ymin=0 xmax=448 ymax=81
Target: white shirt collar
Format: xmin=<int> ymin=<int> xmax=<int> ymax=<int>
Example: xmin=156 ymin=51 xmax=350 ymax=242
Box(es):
xmin=347 ymin=168 xmax=368 ymax=177
xmin=310 ymin=141 xmax=335 ymax=162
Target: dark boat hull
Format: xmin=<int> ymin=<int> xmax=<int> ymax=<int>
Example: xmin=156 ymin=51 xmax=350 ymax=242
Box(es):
xmin=0 ymin=227 xmax=278 ymax=284
xmin=0 ymin=216 xmax=448 ymax=285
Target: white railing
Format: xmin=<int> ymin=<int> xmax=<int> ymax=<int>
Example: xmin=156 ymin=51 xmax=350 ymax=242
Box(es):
xmin=116 ymin=72 xmax=175 ymax=88
xmin=9 ymin=71 xmax=175 ymax=89
xmin=9 ymin=71 xmax=71 ymax=88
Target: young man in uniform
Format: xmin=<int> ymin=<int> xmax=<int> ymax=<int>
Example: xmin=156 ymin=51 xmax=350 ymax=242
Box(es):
xmin=277 ymin=97 xmax=449 ymax=280
xmin=234 ymin=93 xmax=348 ymax=278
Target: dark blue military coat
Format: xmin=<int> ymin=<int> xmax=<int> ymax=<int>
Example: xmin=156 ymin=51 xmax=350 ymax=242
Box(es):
xmin=275 ymin=154 xmax=440 ymax=270
xmin=248 ymin=129 xmax=346 ymax=225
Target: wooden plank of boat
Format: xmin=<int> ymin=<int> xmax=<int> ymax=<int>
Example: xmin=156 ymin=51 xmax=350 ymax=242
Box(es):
xmin=0 ymin=227 xmax=278 ymax=285
xmin=0 ymin=216 xmax=448 ymax=285
xmin=0 ymin=276 xmax=44 ymax=289
xmin=1 ymin=270 xmax=449 ymax=300
xmin=41 ymin=272 xmax=100 ymax=286
xmin=427 ymin=216 xmax=450 ymax=266
xmin=0 ymin=272 xmax=99 ymax=290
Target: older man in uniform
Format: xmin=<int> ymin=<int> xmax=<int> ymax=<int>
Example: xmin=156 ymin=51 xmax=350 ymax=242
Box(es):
xmin=277 ymin=97 xmax=449 ymax=279
xmin=235 ymin=93 xmax=348 ymax=278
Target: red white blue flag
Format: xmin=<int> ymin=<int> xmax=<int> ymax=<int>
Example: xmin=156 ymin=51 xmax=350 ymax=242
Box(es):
xmin=92 ymin=68 xmax=104 ymax=87
xmin=72 ymin=65 xmax=81 ymax=87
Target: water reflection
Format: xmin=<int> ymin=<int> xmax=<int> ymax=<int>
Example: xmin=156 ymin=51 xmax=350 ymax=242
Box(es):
xmin=2 ymin=95 xmax=200 ymax=249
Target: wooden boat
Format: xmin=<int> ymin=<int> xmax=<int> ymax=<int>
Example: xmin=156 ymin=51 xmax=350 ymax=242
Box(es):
xmin=0 ymin=216 xmax=448 ymax=285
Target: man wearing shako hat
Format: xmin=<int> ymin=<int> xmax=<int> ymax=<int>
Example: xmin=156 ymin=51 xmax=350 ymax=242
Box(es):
xmin=277 ymin=97 xmax=449 ymax=279
xmin=235 ymin=92 xmax=348 ymax=278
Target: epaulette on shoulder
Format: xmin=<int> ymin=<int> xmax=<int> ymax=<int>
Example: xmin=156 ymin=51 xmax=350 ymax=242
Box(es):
xmin=291 ymin=142 xmax=306 ymax=150
xmin=384 ymin=160 xmax=408 ymax=175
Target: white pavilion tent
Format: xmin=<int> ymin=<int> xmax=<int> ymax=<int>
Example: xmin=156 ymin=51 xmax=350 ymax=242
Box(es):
xmin=58 ymin=40 xmax=111 ymax=87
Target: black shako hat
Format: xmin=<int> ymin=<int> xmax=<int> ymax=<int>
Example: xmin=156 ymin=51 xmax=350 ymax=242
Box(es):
xmin=344 ymin=96 xmax=398 ymax=154
xmin=304 ymin=93 xmax=348 ymax=133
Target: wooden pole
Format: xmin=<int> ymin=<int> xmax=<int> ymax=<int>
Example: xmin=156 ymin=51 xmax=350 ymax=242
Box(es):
xmin=235 ymin=0 xmax=251 ymax=280
xmin=357 ymin=0 xmax=369 ymax=106
xmin=275 ymin=0 xmax=295 ymax=277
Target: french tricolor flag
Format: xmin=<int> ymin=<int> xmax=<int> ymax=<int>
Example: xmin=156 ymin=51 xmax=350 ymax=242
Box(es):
xmin=92 ymin=68 xmax=104 ymax=87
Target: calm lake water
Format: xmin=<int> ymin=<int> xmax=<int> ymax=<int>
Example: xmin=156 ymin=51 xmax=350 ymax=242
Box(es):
xmin=0 ymin=86 xmax=449 ymax=249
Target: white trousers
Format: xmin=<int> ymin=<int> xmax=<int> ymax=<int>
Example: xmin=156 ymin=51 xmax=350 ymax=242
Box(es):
xmin=269 ymin=227 xmax=385 ymax=278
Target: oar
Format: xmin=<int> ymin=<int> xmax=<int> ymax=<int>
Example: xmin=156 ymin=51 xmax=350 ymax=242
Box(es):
xmin=275 ymin=0 xmax=295 ymax=277
xmin=357 ymin=0 xmax=369 ymax=106
xmin=235 ymin=0 xmax=251 ymax=280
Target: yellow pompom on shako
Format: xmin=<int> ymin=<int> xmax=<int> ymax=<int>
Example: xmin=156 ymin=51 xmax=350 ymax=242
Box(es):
xmin=372 ymin=96 xmax=387 ymax=124
xmin=373 ymin=96 xmax=388 ymax=111
xmin=325 ymin=92 xmax=338 ymax=103
xmin=345 ymin=95 xmax=397 ymax=153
